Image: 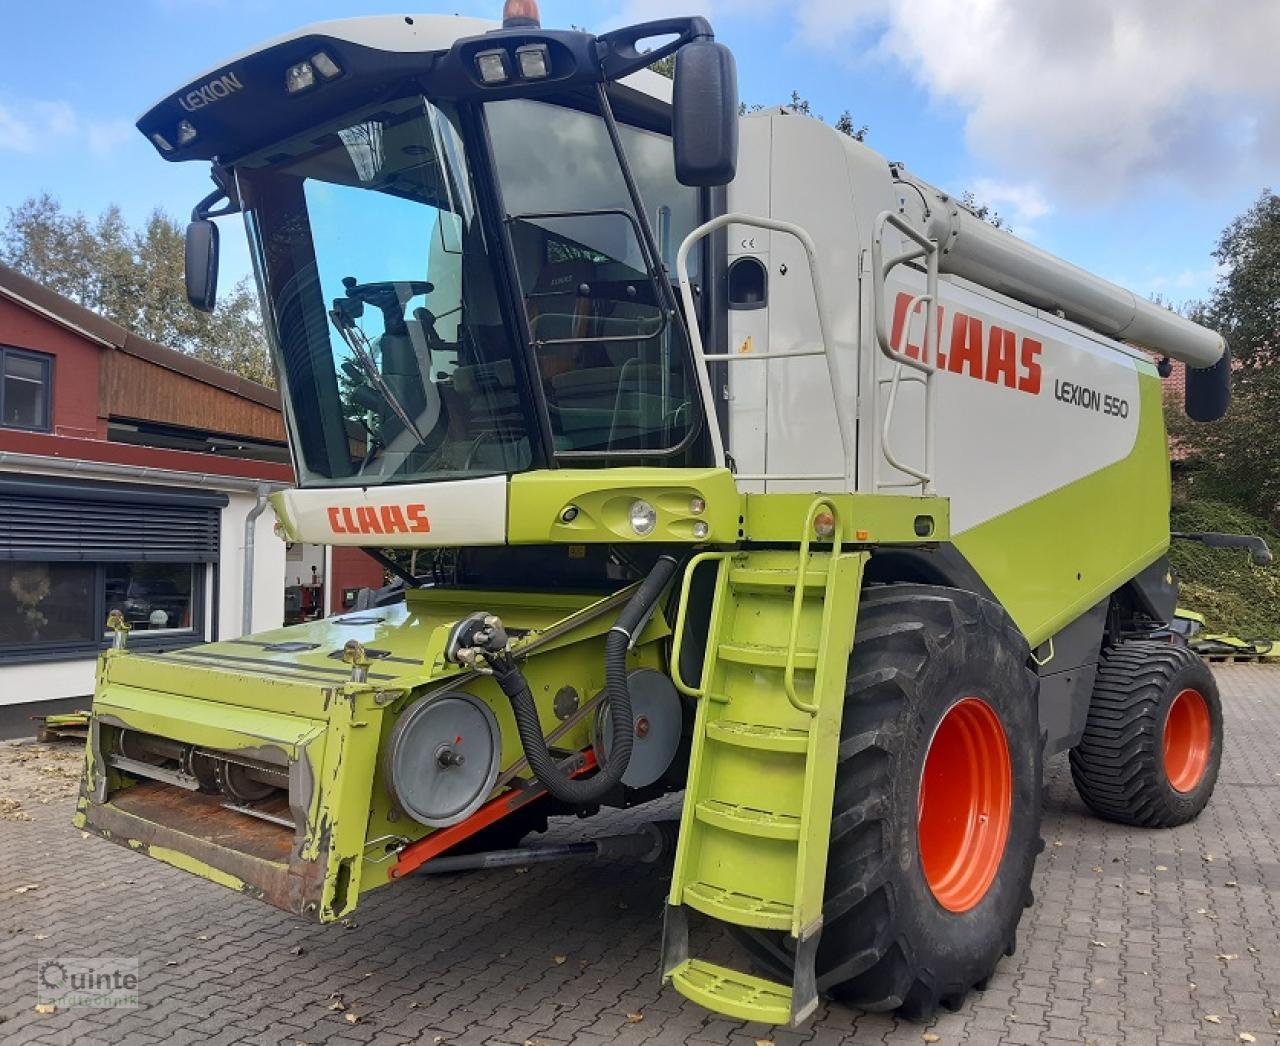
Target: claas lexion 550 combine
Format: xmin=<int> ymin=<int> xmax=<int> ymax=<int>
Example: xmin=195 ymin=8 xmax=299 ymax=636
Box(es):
xmin=78 ymin=0 xmax=1239 ymax=1025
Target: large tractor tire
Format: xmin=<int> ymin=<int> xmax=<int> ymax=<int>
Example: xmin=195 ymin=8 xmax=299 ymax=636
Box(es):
xmin=1070 ymin=641 xmax=1222 ymax=827
xmin=733 ymin=584 xmax=1043 ymax=1018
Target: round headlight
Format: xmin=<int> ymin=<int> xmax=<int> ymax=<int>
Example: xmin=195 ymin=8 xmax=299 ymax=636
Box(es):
xmin=629 ymin=499 xmax=658 ymax=537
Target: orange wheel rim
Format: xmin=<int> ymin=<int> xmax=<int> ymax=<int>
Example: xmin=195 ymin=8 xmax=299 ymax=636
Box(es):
xmin=917 ymin=698 xmax=1013 ymax=913
xmin=1163 ymin=688 xmax=1211 ymax=793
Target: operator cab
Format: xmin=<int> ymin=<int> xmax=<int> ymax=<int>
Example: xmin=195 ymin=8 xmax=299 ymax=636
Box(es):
xmin=144 ymin=3 xmax=738 ymax=491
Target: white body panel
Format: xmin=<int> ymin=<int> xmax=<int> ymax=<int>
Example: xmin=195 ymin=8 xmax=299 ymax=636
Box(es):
xmin=725 ymin=111 xmax=1156 ymax=529
xmin=277 ymin=475 xmax=508 ymax=547
xmin=875 ymin=272 xmax=1141 ymax=533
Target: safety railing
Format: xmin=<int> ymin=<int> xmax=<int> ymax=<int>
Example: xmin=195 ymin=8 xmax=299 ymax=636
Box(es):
xmin=783 ymin=499 xmax=843 ymax=715
xmin=870 ymin=211 xmax=940 ymax=494
xmin=676 ymin=213 xmax=855 ymax=485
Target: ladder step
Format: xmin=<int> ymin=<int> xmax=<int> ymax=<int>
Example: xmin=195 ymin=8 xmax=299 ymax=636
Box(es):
xmin=696 ymin=799 xmax=801 ymax=841
xmin=717 ymin=643 xmax=817 ymax=671
xmin=729 ymin=566 xmax=827 ymax=591
xmin=705 ymin=720 xmax=810 ymax=753
xmin=668 ymin=958 xmax=792 ymax=1026
xmin=683 ymin=880 xmax=794 ymax=931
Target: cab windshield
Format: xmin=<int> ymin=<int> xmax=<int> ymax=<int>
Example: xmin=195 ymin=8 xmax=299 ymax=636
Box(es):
xmin=238 ymin=94 xmax=704 ymax=489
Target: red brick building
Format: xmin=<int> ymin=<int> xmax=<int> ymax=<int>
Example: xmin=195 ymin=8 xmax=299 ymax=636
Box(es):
xmin=0 ymin=262 xmax=381 ymax=735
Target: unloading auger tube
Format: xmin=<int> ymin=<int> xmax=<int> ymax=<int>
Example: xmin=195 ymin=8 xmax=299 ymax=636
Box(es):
xmin=444 ymin=556 xmax=681 ymax=804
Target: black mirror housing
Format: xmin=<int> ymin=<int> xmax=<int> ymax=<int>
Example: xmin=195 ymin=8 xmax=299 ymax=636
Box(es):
xmin=1185 ymin=344 xmax=1231 ymax=422
xmin=673 ymin=40 xmax=739 ymax=188
xmin=185 ymin=219 xmax=220 ymax=312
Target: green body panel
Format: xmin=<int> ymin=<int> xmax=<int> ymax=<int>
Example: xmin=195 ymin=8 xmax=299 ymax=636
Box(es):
xmin=507 ymin=467 xmax=741 ymax=544
xmin=76 ymin=586 xmax=669 ymax=921
xmin=743 ymin=492 xmax=949 ymax=546
xmin=954 ymin=373 xmax=1169 ymax=648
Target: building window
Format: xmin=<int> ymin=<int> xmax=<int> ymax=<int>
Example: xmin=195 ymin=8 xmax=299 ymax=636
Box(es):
xmin=0 ymin=347 xmax=53 ymax=432
xmin=104 ymin=563 xmax=196 ymax=635
xmin=0 ymin=561 xmax=206 ymax=662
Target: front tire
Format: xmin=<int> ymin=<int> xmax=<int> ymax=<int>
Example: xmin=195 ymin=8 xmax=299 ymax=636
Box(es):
xmin=733 ymin=584 xmax=1043 ymax=1018
xmin=1069 ymin=641 xmax=1222 ymax=827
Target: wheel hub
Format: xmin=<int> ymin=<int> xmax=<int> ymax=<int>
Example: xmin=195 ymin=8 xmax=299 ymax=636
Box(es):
xmin=917 ymin=697 xmax=1013 ymax=913
xmin=1163 ymin=688 xmax=1211 ymax=793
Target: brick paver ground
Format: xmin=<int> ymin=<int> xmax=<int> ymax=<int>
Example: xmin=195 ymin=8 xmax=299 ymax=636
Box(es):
xmin=2 ymin=665 xmax=1280 ymax=1045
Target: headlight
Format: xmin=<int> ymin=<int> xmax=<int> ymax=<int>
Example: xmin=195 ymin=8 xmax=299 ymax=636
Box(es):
xmin=629 ymin=500 xmax=658 ymax=537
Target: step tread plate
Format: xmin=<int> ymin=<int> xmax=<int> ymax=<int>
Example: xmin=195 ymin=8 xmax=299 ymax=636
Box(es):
xmin=695 ymin=798 xmax=802 ymax=840
xmin=717 ymin=642 xmax=818 ymax=671
xmin=669 ymin=958 xmax=792 ymax=1026
xmin=705 ymin=719 xmax=811 ymax=753
xmin=682 ymin=880 xmax=794 ymax=930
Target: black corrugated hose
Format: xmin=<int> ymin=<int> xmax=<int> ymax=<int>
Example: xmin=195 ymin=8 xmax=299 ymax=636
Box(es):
xmin=488 ymin=555 xmax=680 ymax=804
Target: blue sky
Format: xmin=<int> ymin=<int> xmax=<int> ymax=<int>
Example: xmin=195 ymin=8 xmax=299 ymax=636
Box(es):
xmin=1 ymin=0 xmax=1274 ymax=310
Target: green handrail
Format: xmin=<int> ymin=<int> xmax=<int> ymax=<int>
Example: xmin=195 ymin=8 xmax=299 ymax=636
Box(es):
xmin=784 ymin=500 xmax=843 ymax=715
xmin=670 ymin=552 xmax=730 ymax=699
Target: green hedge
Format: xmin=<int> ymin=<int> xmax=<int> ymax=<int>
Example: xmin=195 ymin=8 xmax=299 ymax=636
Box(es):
xmin=1169 ymin=499 xmax=1280 ymax=638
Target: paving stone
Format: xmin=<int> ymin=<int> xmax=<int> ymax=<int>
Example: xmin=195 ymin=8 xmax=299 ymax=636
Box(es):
xmin=3 ymin=666 xmax=1280 ymax=1043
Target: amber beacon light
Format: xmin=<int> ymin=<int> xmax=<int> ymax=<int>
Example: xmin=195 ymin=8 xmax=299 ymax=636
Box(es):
xmin=503 ymin=0 xmax=541 ymax=28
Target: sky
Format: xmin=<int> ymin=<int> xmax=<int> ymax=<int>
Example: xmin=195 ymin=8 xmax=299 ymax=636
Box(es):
xmin=1 ymin=0 xmax=1276 ymax=309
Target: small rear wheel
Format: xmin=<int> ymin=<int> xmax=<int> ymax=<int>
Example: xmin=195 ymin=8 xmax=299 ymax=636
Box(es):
xmin=1070 ymin=641 xmax=1222 ymax=827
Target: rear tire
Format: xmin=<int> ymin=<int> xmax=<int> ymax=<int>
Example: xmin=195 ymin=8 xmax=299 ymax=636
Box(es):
xmin=1069 ymin=641 xmax=1221 ymax=827
xmin=732 ymin=584 xmax=1043 ymax=1019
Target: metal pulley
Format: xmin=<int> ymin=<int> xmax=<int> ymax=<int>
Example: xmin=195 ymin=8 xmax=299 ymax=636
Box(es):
xmin=386 ymin=692 xmax=502 ymax=827
xmin=592 ymin=669 xmax=683 ymax=789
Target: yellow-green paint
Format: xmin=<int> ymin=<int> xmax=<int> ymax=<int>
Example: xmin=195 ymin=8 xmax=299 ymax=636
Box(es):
xmin=508 ymin=466 xmax=741 ymax=544
xmin=743 ymin=492 xmax=949 ymax=545
xmin=144 ymin=845 xmax=253 ymax=893
xmin=664 ymin=534 xmax=867 ymax=1023
xmin=954 ymin=373 xmax=1169 ymax=648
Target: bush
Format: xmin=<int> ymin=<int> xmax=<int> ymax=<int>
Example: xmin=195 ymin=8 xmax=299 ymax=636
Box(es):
xmin=1169 ymin=499 xmax=1280 ymax=638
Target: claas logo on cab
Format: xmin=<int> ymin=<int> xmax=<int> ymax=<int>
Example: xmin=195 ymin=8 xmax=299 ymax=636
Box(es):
xmin=327 ymin=504 xmax=431 ymax=536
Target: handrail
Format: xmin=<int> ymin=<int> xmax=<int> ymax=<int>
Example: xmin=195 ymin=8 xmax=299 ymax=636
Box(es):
xmin=670 ymin=552 xmax=730 ymax=699
xmin=871 ymin=210 xmax=941 ymax=494
xmin=676 ymin=213 xmax=856 ymax=486
xmin=783 ymin=499 xmax=843 ymax=715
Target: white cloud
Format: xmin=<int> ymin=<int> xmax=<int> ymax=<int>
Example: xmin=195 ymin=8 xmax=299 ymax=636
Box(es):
xmin=612 ymin=0 xmax=1280 ymax=202
xmin=88 ymin=120 xmax=134 ymax=157
xmin=968 ymin=178 xmax=1053 ymax=236
xmin=0 ymin=99 xmax=131 ymax=157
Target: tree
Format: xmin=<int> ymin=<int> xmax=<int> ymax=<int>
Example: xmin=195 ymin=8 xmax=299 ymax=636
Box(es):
xmin=1167 ymin=189 xmax=1280 ymax=521
xmin=649 ymin=57 xmax=870 ymax=142
xmin=960 ymin=190 xmax=1008 ymax=231
xmin=0 ymin=194 xmax=273 ymax=386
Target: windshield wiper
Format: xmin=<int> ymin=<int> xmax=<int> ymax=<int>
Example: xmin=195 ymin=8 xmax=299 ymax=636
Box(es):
xmin=327 ymin=308 xmax=427 ymax=445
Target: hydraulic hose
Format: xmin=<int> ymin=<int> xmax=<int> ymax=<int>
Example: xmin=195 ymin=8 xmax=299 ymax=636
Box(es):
xmin=489 ymin=555 xmax=680 ymax=804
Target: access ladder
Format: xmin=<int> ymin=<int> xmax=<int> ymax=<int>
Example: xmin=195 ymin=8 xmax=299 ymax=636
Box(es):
xmin=664 ymin=501 xmax=868 ymax=1025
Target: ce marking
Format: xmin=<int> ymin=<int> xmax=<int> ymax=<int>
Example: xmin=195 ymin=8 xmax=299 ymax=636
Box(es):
xmin=740 ymin=237 xmax=758 ymax=250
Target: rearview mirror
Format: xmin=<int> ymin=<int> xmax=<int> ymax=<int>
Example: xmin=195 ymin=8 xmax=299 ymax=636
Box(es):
xmin=185 ymin=219 xmax=220 ymax=312
xmin=673 ymin=40 xmax=739 ymax=187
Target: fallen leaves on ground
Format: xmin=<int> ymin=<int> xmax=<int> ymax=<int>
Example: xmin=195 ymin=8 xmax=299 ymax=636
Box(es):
xmin=343 ymin=1013 xmax=360 ymax=1024
xmin=1205 ymin=1015 xmax=1222 ymax=1024
xmin=34 ymin=1004 xmax=56 ymax=1015
xmin=0 ymin=798 xmax=33 ymax=822
xmin=14 ymin=884 xmax=38 ymax=894
xmin=923 ymin=1034 xmax=942 ymax=1043
xmin=1240 ymin=1034 xmax=1256 ymax=1043
xmin=552 ymin=955 xmax=567 ymax=965
xmin=625 ymin=1012 xmax=644 ymax=1024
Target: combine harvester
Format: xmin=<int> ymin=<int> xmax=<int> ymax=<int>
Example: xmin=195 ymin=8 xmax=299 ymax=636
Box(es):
xmin=78 ymin=1 xmax=1235 ymax=1024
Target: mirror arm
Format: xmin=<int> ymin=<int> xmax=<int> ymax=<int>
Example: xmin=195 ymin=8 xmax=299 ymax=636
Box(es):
xmin=192 ymin=168 xmax=242 ymax=222
xmin=596 ymin=16 xmax=713 ymax=81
